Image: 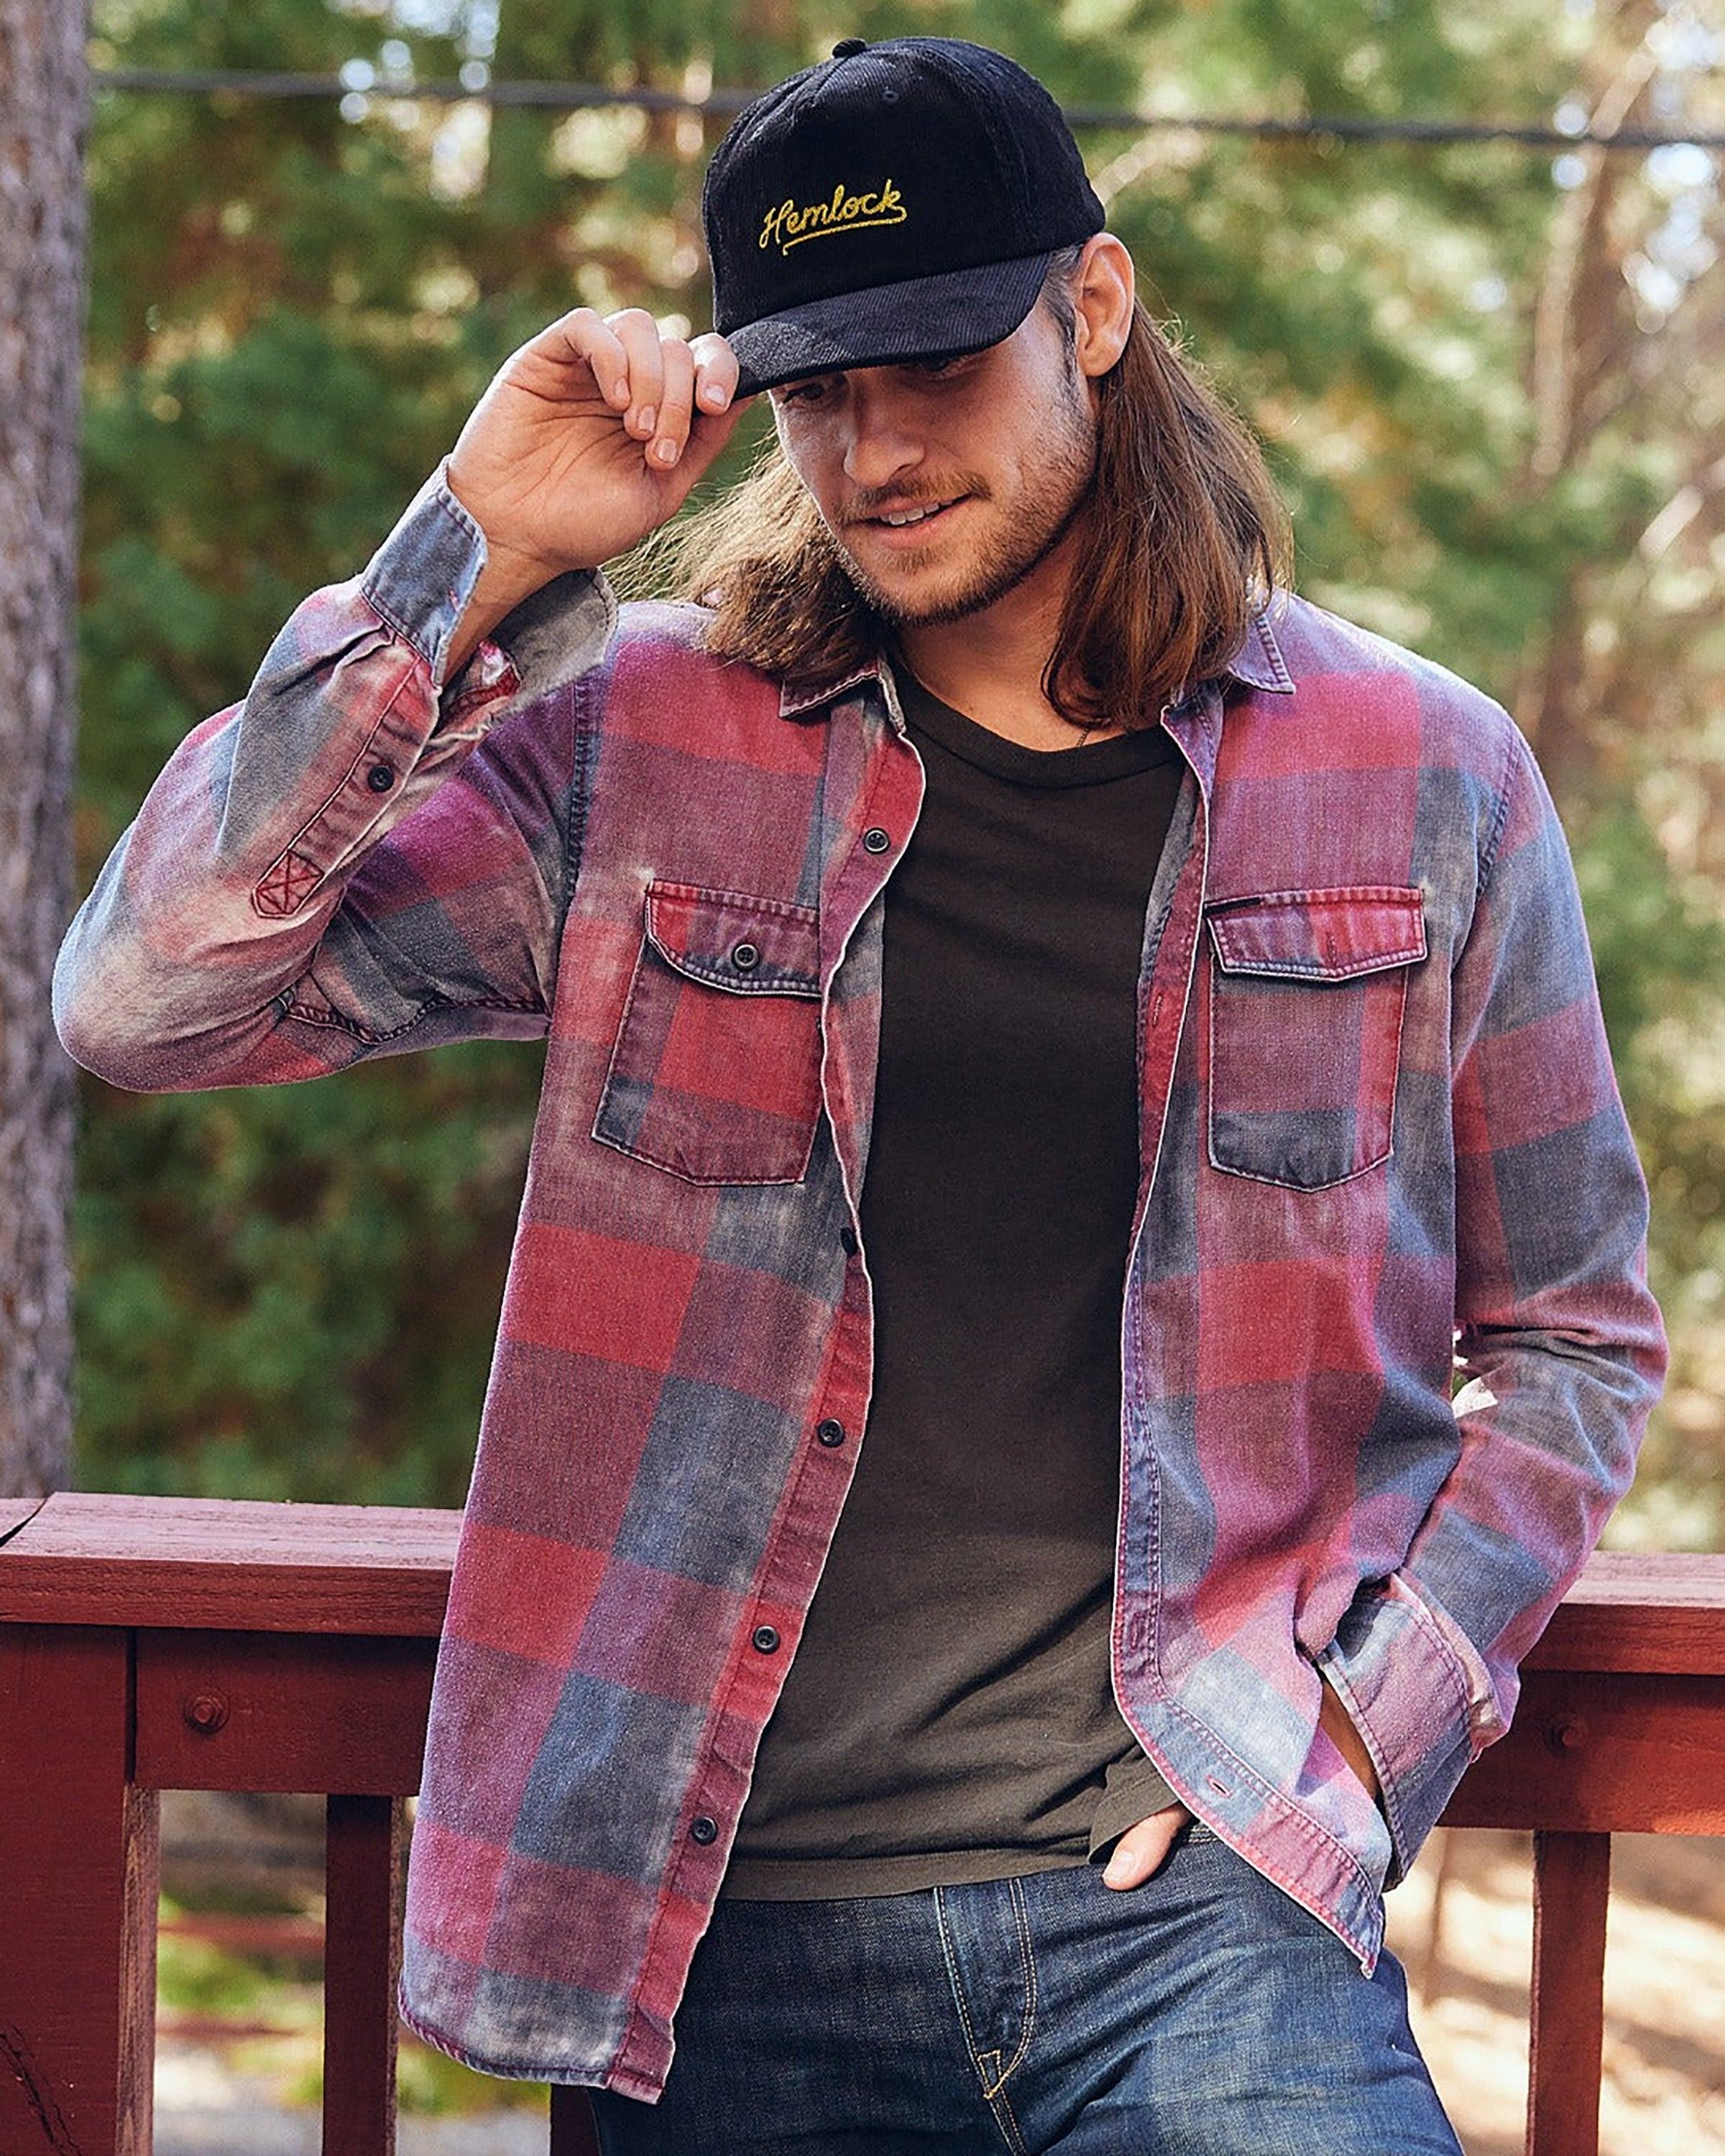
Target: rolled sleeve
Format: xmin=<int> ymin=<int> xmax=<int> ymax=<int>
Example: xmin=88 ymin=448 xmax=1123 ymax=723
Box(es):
xmin=361 ymin=453 xmax=616 ymax=724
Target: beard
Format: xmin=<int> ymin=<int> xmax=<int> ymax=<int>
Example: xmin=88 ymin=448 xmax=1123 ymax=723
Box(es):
xmin=827 ymin=364 xmax=1099 ymax=628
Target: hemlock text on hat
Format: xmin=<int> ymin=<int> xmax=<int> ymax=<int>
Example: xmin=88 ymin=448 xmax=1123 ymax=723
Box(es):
xmin=703 ymin=36 xmax=1105 ymax=394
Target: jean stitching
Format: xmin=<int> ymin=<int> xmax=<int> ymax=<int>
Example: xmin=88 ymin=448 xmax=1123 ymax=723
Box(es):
xmin=933 ymin=1888 xmax=1031 ymax=2156
xmin=988 ymin=1876 xmax=1037 ymax=2091
xmin=988 ymin=2086 xmax=1031 ymax=2156
xmin=976 ymin=1878 xmax=1038 ymax=2156
xmin=932 ymin=1887 xmax=986 ymax=2061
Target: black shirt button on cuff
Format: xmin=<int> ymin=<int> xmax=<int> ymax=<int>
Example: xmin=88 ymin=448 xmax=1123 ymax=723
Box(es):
xmin=862 ymin=826 xmax=891 ymax=853
xmin=366 ymin=762 xmax=396 ymax=793
xmin=840 ymin=1225 xmax=860 ymax=1255
xmin=689 ymin=1815 xmax=719 ymax=1845
xmin=752 ymin=1625 xmax=781 ymax=1654
xmin=816 ymin=1419 xmax=847 ymax=1447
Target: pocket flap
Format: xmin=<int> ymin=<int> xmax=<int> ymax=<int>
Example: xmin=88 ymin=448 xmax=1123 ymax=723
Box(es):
xmin=644 ymin=880 xmax=822 ymax=995
xmin=1207 ymin=887 xmax=1426 ymax=982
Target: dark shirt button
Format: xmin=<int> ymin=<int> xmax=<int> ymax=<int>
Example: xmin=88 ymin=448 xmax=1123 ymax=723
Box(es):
xmin=752 ymin=1624 xmax=780 ymax=1653
xmin=690 ymin=1815 xmax=719 ymax=1845
xmin=816 ymin=1419 xmax=846 ymax=1447
xmin=366 ymin=762 xmax=396 ymax=793
xmin=862 ymin=826 xmax=891 ymax=854
xmin=840 ymin=1225 xmax=860 ymax=1255
xmin=731 ymin=941 xmax=760 ymax=971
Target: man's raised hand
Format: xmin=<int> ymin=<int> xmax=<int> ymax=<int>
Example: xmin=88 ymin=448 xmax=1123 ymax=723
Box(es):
xmin=444 ymin=305 xmax=750 ymax=601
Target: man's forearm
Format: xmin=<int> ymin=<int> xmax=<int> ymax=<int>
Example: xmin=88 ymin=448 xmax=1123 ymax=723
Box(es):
xmin=441 ymin=475 xmax=555 ymax=685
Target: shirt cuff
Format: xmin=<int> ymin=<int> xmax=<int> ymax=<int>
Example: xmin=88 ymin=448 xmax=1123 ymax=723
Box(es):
xmin=358 ymin=453 xmax=617 ymax=729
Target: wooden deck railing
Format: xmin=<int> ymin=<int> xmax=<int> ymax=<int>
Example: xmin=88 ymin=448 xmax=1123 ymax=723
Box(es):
xmin=1 ymin=1492 xmax=1721 ymax=2156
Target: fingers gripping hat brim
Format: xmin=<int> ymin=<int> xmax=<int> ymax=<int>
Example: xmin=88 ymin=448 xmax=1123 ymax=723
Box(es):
xmin=727 ymin=249 xmax=1055 ymax=397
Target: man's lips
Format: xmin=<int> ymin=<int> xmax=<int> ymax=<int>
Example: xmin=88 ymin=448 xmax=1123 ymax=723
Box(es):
xmin=848 ymin=495 xmax=970 ymax=544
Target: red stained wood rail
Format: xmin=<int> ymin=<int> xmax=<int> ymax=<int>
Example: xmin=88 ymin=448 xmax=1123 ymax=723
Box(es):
xmin=1 ymin=1496 xmax=1721 ymax=2155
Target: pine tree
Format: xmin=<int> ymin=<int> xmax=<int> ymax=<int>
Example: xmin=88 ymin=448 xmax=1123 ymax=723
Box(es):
xmin=0 ymin=0 xmax=91 ymax=1495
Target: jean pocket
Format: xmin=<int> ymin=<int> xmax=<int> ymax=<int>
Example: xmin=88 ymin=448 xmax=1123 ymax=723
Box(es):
xmin=592 ymin=880 xmax=824 ymax=1185
xmin=1205 ymin=885 xmax=1426 ymax=1191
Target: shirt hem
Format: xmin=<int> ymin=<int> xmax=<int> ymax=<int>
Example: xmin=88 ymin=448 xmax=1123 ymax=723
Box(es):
xmin=717 ymin=1846 xmax=1098 ymax=1899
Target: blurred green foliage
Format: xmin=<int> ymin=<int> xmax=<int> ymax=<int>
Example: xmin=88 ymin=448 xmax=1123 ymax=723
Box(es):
xmin=157 ymin=1886 xmax=547 ymax=2112
xmin=75 ymin=0 xmax=1725 ymax=1537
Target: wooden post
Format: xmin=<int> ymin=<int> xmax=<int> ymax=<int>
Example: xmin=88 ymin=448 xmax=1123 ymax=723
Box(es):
xmin=323 ymin=1792 xmax=406 ymax=2156
xmin=1526 ymin=1829 xmax=1611 ymax=2156
xmin=0 ymin=1625 xmax=157 ymax=2156
xmin=551 ymin=2082 xmax=604 ymax=2156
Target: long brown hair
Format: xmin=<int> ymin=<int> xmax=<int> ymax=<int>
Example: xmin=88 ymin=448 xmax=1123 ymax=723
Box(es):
xmin=640 ymin=249 xmax=1294 ymax=730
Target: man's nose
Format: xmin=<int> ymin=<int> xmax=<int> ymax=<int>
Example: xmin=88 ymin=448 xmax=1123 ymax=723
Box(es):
xmin=841 ymin=384 xmax=924 ymax=490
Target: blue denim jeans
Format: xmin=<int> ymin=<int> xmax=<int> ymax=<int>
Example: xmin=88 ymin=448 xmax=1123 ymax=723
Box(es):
xmin=586 ymin=1823 xmax=1464 ymax=2153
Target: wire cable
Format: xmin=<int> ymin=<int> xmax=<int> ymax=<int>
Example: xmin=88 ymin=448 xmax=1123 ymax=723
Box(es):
xmin=88 ymin=69 xmax=1725 ymax=151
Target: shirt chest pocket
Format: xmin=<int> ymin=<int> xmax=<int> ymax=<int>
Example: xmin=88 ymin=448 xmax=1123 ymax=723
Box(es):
xmin=592 ymin=880 xmax=824 ymax=1186
xmin=1205 ymin=886 xmax=1427 ymax=1191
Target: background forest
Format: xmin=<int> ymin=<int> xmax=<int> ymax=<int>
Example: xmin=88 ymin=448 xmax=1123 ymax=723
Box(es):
xmin=75 ymin=0 xmax=1725 ymax=1545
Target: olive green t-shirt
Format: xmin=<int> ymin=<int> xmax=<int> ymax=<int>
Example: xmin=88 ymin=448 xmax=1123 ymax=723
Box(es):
xmin=721 ymin=668 xmax=1187 ymax=1899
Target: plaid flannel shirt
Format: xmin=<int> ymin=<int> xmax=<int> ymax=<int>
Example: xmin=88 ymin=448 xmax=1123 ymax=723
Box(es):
xmin=55 ymin=455 xmax=1666 ymax=2101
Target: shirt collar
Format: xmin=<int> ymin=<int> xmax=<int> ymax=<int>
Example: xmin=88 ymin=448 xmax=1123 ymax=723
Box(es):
xmin=777 ymin=596 xmax=1297 ymax=723
xmin=1223 ymin=599 xmax=1297 ymax=696
xmin=780 ymin=658 xmax=883 ymax=719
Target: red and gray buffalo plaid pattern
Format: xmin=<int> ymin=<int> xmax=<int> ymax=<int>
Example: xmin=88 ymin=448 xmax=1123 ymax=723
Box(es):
xmin=55 ymin=455 xmax=1666 ymax=2101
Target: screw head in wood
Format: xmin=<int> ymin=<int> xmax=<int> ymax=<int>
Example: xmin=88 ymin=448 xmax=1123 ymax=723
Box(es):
xmin=184 ymin=1691 xmax=229 ymax=1733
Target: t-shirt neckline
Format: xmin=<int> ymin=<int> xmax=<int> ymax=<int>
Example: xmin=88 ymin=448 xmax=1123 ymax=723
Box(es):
xmin=893 ymin=665 xmax=1178 ymax=791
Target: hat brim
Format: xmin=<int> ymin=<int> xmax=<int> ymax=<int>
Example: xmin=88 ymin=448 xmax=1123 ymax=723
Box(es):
xmin=724 ymin=249 xmax=1055 ymax=397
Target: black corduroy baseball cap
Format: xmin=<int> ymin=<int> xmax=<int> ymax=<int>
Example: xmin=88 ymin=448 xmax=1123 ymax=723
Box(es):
xmin=702 ymin=37 xmax=1105 ymax=397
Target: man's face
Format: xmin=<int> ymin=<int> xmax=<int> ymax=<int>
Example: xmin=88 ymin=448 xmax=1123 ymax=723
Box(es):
xmin=765 ymin=292 xmax=1098 ymax=627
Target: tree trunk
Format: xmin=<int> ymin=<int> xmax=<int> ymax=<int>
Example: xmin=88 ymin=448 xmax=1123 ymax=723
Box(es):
xmin=0 ymin=0 xmax=91 ymax=1495
xmin=1514 ymin=0 xmax=1660 ymax=802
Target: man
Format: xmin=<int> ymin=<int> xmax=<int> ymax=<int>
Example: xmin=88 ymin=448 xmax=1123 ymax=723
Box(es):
xmin=56 ymin=34 xmax=1664 ymax=2154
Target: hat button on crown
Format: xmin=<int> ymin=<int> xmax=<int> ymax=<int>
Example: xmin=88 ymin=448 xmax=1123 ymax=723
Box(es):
xmin=831 ymin=37 xmax=868 ymax=58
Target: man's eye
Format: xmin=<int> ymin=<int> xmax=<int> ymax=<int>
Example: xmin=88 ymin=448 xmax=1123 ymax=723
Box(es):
xmin=774 ymin=377 xmax=834 ymax=407
xmin=911 ymin=354 xmax=968 ymax=377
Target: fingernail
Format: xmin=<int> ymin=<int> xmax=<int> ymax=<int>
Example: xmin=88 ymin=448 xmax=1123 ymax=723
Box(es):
xmin=653 ymin=439 xmax=678 ymax=466
xmin=637 ymin=405 xmax=655 ymax=434
xmin=1103 ymin=1861 xmax=1131 ymax=1887
xmin=699 ymin=381 xmax=727 ymax=408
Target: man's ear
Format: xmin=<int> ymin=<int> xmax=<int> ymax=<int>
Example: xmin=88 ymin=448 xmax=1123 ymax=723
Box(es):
xmin=1072 ymin=232 xmax=1134 ymax=382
